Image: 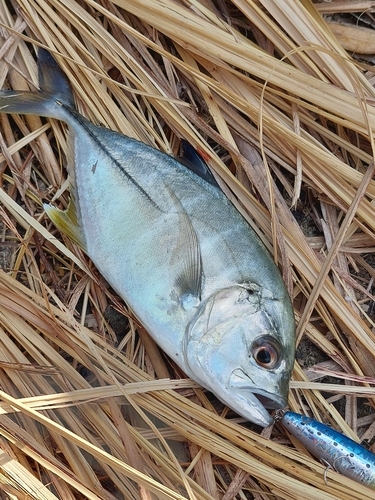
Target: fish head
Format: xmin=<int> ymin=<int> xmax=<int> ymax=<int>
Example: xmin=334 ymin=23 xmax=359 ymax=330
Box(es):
xmin=184 ymin=284 xmax=295 ymax=426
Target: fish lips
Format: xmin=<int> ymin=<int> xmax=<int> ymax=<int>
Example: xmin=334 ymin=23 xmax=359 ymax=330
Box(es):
xmin=228 ymin=368 xmax=289 ymax=426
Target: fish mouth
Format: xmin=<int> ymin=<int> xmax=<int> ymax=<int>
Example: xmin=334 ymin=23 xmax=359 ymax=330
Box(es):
xmin=227 ymin=369 xmax=288 ymax=426
xmin=255 ymin=393 xmax=285 ymax=410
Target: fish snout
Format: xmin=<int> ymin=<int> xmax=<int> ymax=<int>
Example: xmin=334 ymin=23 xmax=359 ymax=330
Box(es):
xmin=183 ymin=284 xmax=294 ymax=426
xmin=229 ymin=367 xmax=289 ymax=409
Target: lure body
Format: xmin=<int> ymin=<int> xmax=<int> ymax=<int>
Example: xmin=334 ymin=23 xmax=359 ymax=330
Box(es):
xmin=281 ymin=411 xmax=375 ymax=488
xmin=0 ymin=50 xmax=296 ymax=426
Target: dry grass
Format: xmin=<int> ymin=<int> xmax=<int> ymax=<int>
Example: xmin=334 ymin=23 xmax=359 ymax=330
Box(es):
xmin=0 ymin=0 xmax=375 ymax=499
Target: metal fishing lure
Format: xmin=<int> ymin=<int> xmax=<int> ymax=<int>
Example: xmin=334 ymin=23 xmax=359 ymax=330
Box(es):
xmin=278 ymin=411 xmax=375 ymax=488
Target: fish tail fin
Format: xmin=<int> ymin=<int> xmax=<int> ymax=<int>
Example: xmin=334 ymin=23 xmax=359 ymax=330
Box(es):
xmin=0 ymin=49 xmax=74 ymax=120
xmin=38 ymin=49 xmax=75 ymax=107
xmin=0 ymin=90 xmax=64 ymax=119
xmin=44 ymin=198 xmax=87 ymax=251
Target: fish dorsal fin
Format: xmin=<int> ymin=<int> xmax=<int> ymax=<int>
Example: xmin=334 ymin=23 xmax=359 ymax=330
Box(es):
xmin=167 ymin=186 xmax=203 ymax=308
xmin=178 ymin=140 xmax=219 ymax=188
xmin=44 ymin=198 xmax=86 ymax=251
xmin=38 ymin=49 xmax=75 ymax=107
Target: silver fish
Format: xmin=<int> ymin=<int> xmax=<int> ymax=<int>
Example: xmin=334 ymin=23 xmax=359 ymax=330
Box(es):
xmin=0 ymin=50 xmax=295 ymax=426
xmin=279 ymin=411 xmax=375 ymax=488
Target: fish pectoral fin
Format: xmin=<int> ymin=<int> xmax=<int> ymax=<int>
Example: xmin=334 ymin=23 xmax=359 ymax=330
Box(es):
xmin=168 ymin=187 xmax=203 ymax=305
xmin=44 ymin=198 xmax=86 ymax=251
xmin=172 ymin=213 xmax=203 ymax=302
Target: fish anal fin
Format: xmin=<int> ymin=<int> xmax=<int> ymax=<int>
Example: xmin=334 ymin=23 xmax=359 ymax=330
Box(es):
xmin=44 ymin=199 xmax=86 ymax=251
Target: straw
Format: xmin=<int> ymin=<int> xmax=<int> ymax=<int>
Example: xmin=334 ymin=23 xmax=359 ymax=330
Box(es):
xmin=0 ymin=1 xmax=375 ymax=499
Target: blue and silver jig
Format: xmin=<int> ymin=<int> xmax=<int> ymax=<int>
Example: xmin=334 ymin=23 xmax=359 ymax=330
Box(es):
xmin=278 ymin=410 xmax=375 ymax=488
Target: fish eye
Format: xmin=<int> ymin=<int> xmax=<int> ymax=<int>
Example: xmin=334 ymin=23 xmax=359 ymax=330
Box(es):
xmin=251 ymin=336 xmax=280 ymax=369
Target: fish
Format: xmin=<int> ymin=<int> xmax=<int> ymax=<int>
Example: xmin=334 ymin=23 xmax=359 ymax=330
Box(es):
xmin=0 ymin=49 xmax=295 ymax=427
xmin=279 ymin=411 xmax=375 ymax=488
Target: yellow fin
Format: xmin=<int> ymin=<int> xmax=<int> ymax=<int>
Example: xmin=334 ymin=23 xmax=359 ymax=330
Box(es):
xmin=44 ymin=198 xmax=86 ymax=251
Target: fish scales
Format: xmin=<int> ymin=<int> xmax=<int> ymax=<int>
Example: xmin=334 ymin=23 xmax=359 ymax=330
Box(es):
xmin=280 ymin=411 xmax=375 ymax=488
xmin=0 ymin=49 xmax=296 ymax=426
